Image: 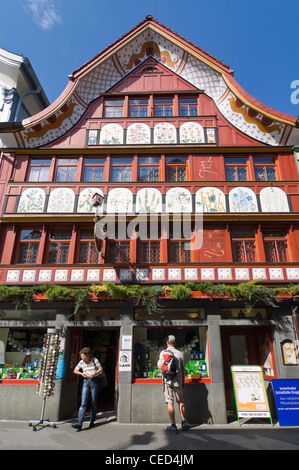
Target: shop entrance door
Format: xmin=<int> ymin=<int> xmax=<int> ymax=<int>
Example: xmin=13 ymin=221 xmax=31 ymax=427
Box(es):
xmin=76 ymin=328 xmax=119 ymax=413
xmin=221 ymin=326 xmax=274 ymax=413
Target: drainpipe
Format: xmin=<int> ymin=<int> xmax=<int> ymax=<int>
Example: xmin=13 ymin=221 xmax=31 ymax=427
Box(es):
xmin=14 ymin=87 xmax=41 ymax=121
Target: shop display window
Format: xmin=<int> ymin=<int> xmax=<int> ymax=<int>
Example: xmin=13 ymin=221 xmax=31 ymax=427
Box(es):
xmin=133 ymin=325 xmax=209 ymax=383
xmin=0 ymin=327 xmax=47 ymax=381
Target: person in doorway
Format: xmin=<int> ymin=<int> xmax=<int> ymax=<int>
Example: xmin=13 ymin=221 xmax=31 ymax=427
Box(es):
xmin=157 ymin=335 xmax=189 ymax=433
xmin=72 ymin=347 xmax=103 ymax=431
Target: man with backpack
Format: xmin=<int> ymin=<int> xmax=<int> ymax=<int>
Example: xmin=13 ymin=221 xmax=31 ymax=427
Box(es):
xmin=157 ymin=335 xmax=189 ymax=433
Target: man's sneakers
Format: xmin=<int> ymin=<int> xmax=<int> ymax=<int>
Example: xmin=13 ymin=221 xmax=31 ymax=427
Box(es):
xmin=167 ymin=421 xmax=190 ymax=433
xmin=167 ymin=423 xmax=178 ymax=434
xmin=181 ymin=420 xmax=190 ymax=431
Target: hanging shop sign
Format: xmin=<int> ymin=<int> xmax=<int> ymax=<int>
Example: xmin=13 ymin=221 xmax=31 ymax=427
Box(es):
xmin=231 ymin=365 xmax=272 ymax=425
xmin=272 ymin=379 xmax=299 ymax=426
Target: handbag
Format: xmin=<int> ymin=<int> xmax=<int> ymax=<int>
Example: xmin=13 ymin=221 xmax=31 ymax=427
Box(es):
xmin=98 ymin=370 xmax=107 ymax=390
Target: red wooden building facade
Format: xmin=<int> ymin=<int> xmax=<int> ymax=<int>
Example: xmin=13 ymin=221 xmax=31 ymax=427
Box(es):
xmin=0 ymin=17 xmax=299 ymax=424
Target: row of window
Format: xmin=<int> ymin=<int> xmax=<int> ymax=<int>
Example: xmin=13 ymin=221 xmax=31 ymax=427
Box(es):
xmin=27 ymin=156 xmax=278 ymax=183
xmin=15 ymin=226 xmax=290 ymax=266
xmin=104 ymin=96 xmax=198 ymax=118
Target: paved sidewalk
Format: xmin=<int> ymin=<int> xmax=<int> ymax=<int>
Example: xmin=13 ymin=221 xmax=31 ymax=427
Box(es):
xmin=1 ymin=413 xmax=299 ymax=451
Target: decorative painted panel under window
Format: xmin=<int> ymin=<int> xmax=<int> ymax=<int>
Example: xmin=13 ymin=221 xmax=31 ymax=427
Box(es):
xmin=225 ymin=157 xmax=248 ymax=181
xmin=108 ymin=241 xmax=130 ymax=263
xmin=79 ymin=230 xmax=99 ymax=263
xmin=263 ymin=229 xmax=288 ymax=262
xmin=129 ymin=99 xmax=148 ymax=117
xmin=179 ymin=97 xmax=198 ymax=116
xmin=83 ymin=158 xmax=105 ymax=182
xmin=111 ymin=157 xmax=132 ymax=182
xmin=48 ymin=229 xmax=72 ymax=264
xmin=231 ymin=228 xmax=256 ymax=262
xmin=139 ymin=157 xmax=160 ymax=182
xmin=28 ymin=159 xmax=51 ymax=182
xmin=104 ymin=99 xmax=124 ymax=118
xmin=166 ymin=157 xmax=187 ymax=182
xmin=154 ymin=98 xmax=173 ymax=117
xmin=253 ymin=157 xmax=277 ymax=181
xmin=17 ymin=229 xmax=42 ymax=264
xmin=55 ymin=158 xmax=78 ymax=182
xmin=138 ymin=241 xmax=160 ymax=263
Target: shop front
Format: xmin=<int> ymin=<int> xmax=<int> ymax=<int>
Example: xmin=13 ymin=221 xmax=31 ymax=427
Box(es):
xmin=0 ymin=298 xmax=298 ymax=424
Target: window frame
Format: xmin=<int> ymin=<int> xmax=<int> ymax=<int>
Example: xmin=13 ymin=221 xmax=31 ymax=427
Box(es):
xmin=104 ymin=99 xmax=124 ymax=118
xmin=129 ymin=98 xmax=149 ymax=117
xmin=225 ymin=157 xmax=249 ymax=182
xmin=78 ymin=229 xmax=100 ymax=264
xmin=138 ymin=156 xmax=160 ymax=182
xmin=253 ymin=157 xmax=277 ymax=181
xmin=166 ymin=156 xmax=188 ymax=182
xmin=55 ymin=158 xmax=79 ymax=182
xmin=111 ymin=157 xmax=133 ymax=182
xmin=17 ymin=229 xmax=42 ymax=264
xmin=262 ymin=229 xmax=289 ymax=263
xmin=47 ymin=229 xmax=72 ymax=264
xmin=179 ymin=97 xmax=198 ymax=116
xmin=27 ymin=158 xmax=52 ymax=182
xmin=231 ymin=228 xmax=256 ymax=263
xmin=154 ymin=97 xmax=173 ymax=117
xmin=83 ymin=157 xmax=106 ymax=182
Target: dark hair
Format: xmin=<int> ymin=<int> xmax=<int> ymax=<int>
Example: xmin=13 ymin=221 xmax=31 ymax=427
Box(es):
xmin=79 ymin=347 xmax=93 ymax=357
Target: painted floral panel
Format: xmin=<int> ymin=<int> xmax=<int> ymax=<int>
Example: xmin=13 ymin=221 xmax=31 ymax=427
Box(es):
xmin=47 ymin=188 xmax=75 ymax=213
xmin=179 ymin=122 xmax=204 ymax=143
xmin=78 ymin=188 xmax=104 ymax=213
xmin=107 ymin=188 xmax=133 ymax=213
xmin=229 ymin=187 xmax=258 ymax=212
xmin=136 ymin=188 xmax=162 ymax=213
xmin=127 ymin=123 xmax=151 ymax=144
xmin=154 ymin=122 xmax=177 ymax=144
xmin=17 ymin=188 xmax=45 ymax=213
xmin=260 ymin=187 xmax=289 ymax=212
xmin=166 ymin=187 xmax=192 ymax=212
xmin=196 ymin=187 xmax=226 ymax=212
xmin=100 ymin=124 xmax=123 ymax=145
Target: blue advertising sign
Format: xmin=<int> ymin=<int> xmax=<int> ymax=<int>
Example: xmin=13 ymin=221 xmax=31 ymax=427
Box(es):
xmin=272 ymin=379 xmax=299 ymax=426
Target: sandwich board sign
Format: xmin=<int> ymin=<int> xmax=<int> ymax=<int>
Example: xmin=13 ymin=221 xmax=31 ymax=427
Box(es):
xmin=272 ymin=379 xmax=299 ymax=426
xmin=231 ymin=365 xmax=272 ymax=425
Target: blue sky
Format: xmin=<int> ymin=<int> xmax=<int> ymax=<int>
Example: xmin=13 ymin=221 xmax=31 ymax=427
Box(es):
xmin=1 ymin=0 xmax=298 ymax=118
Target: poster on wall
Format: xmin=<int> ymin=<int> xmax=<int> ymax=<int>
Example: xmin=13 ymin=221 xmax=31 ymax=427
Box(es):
xmin=272 ymin=379 xmax=299 ymax=426
xmin=231 ymin=365 xmax=272 ymax=425
xmin=118 ymin=351 xmax=132 ymax=372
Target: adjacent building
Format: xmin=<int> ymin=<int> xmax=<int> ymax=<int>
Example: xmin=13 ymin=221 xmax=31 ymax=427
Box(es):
xmin=0 ymin=17 xmax=299 ymax=424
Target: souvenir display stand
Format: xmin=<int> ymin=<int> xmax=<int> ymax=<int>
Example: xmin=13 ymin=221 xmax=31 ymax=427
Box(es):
xmin=28 ymin=328 xmax=60 ymax=431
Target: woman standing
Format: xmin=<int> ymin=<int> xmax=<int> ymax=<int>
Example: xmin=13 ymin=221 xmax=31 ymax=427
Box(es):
xmin=72 ymin=347 xmax=103 ymax=431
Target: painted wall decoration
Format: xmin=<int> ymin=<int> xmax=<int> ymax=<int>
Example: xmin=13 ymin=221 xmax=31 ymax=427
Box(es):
xmin=195 ymin=187 xmax=226 ymax=212
xmin=78 ymin=188 xmax=104 ymax=213
xmin=17 ymin=188 xmax=46 ymax=213
xmin=106 ymin=188 xmax=133 ymax=213
xmin=126 ymin=123 xmax=151 ymax=144
xmin=179 ymin=122 xmax=204 ymax=143
xmin=47 ymin=188 xmax=75 ymax=213
xmin=228 ymin=187 xmax=258 ymax=212
xmin=100 ymin=124 xmax=124 ymax=145
xmin=136 ymin=188 xmax=162 ymax=213
xmin=154 ymin=122 xmax=177 ymax=144
xmin=166 ymin=187 xmax=192 ymax=212
xmin=259 ymin=187 xmax=289 ymax=212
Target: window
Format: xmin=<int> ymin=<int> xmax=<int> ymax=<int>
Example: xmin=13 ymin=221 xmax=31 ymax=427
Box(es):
xmin=28 ymin=159 xmax=51 ymax=182
xmin=79 ymin=230 xmax=99 ymax=264
xmin=133 ymin=326 xmax=209 ymax=380
xmin=55 ymin=158 xmax=78 ymax=182
xmin=104 ymin=99 xmax=124 ymax=118
xmin=111 ymin=157 xmax=132 ymax=182
xmin=263 ymin=229 xmax=288 ymax=262
xmin=84 ymin=158 xmax=105 ymax=182
xmin=48 ymin=229 xmax=72 ymax=264
xmin=139 ymin=157 xmax=160 ymax=182
xmin=108 ymin=241 xmax=130 ymax=263
xmin=254 ymin=157 xmax=277 ymax=181
xmin=17 ymin=229 xmax=42 ymax=264
xmin=154 ymin=98 xmax=173 ymax=117
xmin=169 ymin=240 xmax=191 ymax=263
xmin=166 ymin=157 xmax=187 ymax=181
xmin=129 ymin=99 xmax=148 ymax=117
xmin=225 ymin=157 xmax=248 ymax=181
xmin=179 ymin=97 xmax=198 ymax=116
xmin=231 ymin=228 xmax=256 ymax=262
xmin=138 ymin=241 xmax=160 ymax=263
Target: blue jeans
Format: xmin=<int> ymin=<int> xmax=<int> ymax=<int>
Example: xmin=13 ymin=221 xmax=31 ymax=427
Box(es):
xmin=77 ymin=378 xmax=99 ymax=425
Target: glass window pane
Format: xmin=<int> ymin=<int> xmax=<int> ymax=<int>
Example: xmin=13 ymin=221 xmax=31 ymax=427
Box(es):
xmin=112 ymin=168 xmax=122 ymax=182
xmin=122 ymin=167 xmax=131 ymax=181
xmin=56 ymin=167 xmax=67 ymax=182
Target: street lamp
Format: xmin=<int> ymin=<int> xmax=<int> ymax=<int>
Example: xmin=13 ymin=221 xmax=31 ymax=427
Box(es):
xmin=92 ymin=192 xmax=105 ymax=257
